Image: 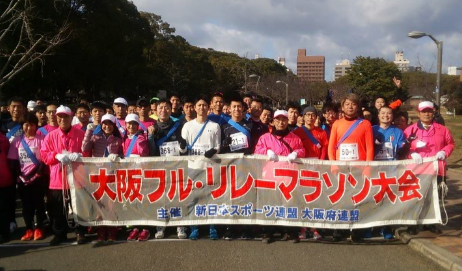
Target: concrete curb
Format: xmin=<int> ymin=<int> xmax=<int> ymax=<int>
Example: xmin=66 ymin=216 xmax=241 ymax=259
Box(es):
xmin=396 ymin=228 xmax=462 ymax=271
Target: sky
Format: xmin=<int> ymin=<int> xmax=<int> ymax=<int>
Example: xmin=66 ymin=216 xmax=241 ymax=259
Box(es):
xmin=131 ymin=0 xmax=462 ymax=81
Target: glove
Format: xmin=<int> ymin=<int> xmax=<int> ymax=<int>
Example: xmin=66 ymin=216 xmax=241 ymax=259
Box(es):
xmin=223 ymin=137 xmax=232 ymax=146
xmin=108 ymin=154 xmax=118 ymax=162
xmin=267 ymin=150 xmax=278 ymax=161
xmin=87 ymin=123 xmax=96 ymax=131
xmin=68 ymin=152 xmax=82 ymax=161
xmin=55 ymin=153 xmax=70 ymax=164
xmin=436 ymin=151 xmax=446 ymax=160
xmin=287 ymin=152 xmax=298 ymax=163
xmin=407 ymin=130 xmax=417 ymax=142
xmin=204 ymin=148 xmax=217 ymax=158
xmin=410 ymin=153 xmax=423 ymax=164
xmin=179 ymin=137 xmax=187 ymax=150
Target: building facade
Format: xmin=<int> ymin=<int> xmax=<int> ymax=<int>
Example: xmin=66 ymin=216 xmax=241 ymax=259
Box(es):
xmin=333 ymin=59 xmax=351 ymax=81
xmin=393 ymin=51 xmax=410 ymax=72
xmin=296 ymin=49 xmax=325 ymax=82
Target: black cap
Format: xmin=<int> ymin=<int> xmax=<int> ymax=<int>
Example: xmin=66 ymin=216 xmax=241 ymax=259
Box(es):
xmin=136 ymin=97 xmax=149 ymax=107
xmin=303 ymin=106 xmax=317 ymax=115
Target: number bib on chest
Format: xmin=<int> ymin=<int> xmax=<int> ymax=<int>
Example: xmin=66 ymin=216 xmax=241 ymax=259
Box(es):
xmin=230 ymin=132 xmax=249 ymax=151
xmin=159 ymin=141 xmax=180 ymax=157
xmin=339 ymin=143 xmax=359 ymax=161
xmin=375 ymin=142 xmax=393 ymax=160
xmin=190 ymin=144 xmax=210 ymax=156
xmin=18 ymin=146 xmax=40 ymax=165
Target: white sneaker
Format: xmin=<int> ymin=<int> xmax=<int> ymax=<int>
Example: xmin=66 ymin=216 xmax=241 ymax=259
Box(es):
xmin=177 ymin=227 xmax=187 ymax=239
xmin=10 ymin=222 xmax=17 ymax=234
xmin=155 ymin=227 xmax=165 ymax=239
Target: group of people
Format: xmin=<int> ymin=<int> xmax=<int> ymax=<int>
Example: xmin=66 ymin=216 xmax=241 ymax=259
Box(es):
xmin=0 ymin=85 xmax=455 ymax=245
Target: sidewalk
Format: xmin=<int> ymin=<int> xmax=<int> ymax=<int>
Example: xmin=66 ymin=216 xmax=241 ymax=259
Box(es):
xmin=396 ymin=168 xmax=462 ymax=271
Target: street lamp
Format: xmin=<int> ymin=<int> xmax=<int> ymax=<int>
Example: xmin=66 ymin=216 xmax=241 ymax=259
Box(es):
xmin=408 ymin=31 xmax=443 ymax=113
xmin=276 ymin=80 xmax=289 ymax=105
xmin=249 ymin=74 xmax=260 ymax=92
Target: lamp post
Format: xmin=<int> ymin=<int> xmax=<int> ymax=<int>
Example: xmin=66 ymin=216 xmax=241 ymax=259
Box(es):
xmin=276 ymin=80 xmax=289 ymax=105
xmin=249 ymin=74 xmax=260 ymax=92
xmin=408 ymin=31 xmax=443 ymax=113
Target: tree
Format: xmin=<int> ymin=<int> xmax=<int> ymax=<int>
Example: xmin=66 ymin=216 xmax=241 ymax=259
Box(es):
xmin=0 ymin=0 xmax=70 ymax=92
xmin=347 ymin=56 xmax=404 ymax=102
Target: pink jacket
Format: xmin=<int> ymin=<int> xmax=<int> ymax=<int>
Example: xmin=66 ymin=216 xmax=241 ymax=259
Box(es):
xmin=254 ymin=131 xmax=306 ymax=158
xmin=0 ymin=132 xmax=13 ymax=188
xmin=122 ymin=132 xmax=149 ymax=157
xmin=82 ymin=129 xmax=123 ymax=157
xmin=404 ymin=121 xmax=455 ymax=176
xmin=40 ymin=127 xmax=85 ymax=190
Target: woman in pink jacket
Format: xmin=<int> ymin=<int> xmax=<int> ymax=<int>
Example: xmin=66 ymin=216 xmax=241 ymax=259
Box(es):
xmin=122 ymin=113 xmax=151 ymax=241
xmin=82 ymin=113 xmax=123 ymax=242
xmin=254 ymin=110 xmax=305 ymax=244
xmin=122 ymin=114 xmax=149 ymax=157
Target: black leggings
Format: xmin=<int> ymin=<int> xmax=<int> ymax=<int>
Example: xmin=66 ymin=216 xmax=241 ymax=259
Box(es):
xmin=18 ymin=179 xmax=47 ymax=230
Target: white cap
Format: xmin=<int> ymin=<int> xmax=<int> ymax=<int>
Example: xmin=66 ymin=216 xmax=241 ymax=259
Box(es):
xmin=274 ymin=110 xmax=288 ymax=119
xmin=27 ymin=100 xmax=36 ymax=109
xmin=418 ymin=101 xmax=434 ymax=111
xmin=113 ymin=97 xmax=128 ymax=106
xmin=101 ymin=113 xmax=116 ymax=124
xmin=125 ymin=113 xmax=140 ymax=124
xmin=56 ymin=105 xmax=73 ymax=116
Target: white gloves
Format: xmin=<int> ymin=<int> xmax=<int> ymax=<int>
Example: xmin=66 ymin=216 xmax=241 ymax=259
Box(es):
xmin=267 ymin=150 xmax=278 ymax=161
xmin=68 ymin=152 xmax=82 ymax=161
xmin=410 ymin=153 xmax=423 ymax=164
xmin=55 ymin=153 xmax=70 ymax=164
xmin=87 ymin=123 xmax=96 ymax=131
xmin=436 ymin=151 xmax=446 ymax=160
xmin=287 ymin=152 xmax=298 ymax=163
xmin=108 ymin=154 xmax=118 ymax=162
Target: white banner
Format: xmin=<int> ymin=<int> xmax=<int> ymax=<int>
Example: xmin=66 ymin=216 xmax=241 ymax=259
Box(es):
xmin=67 ymin=155 xmax=441 ymax=229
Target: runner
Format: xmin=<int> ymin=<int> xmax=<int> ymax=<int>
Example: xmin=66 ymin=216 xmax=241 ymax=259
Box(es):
xmin=72 ymin=104 xmax=91 ymax=131
xmin=286 ymin=101 xmax=301 ymax=131
xmin=8 ymin=113 xmax=47 ymax=241
xmin=82 ymin=113 xmax=123 ymax=242
xmin=404 ymin=101 xmax=455 ymax=234
xmin=123 ymin=113 xmax=151 ymax=242
xmin=328 ymin=93 xmax=374 ymax=242
xmin=293 ymin=106 xmax=328 ymax=241
xmin=136 ymin=97 xmax=156 ymax=134
xmin=40 ymin=105 xmax=86 ymax=246
xmin=37 ymin=103 xmax=59 ymax=137
xmin=254 ymin=109 xmax=305 ymax=244
xmin=147 ymin=98 xmax=188 ymax=239
xmin=113 ymin=97 xmax=128 ymax=136
xmin=180 ymin=95 xmax=220 ymax=240
xmin=372 ymin=106 xmax=407 ymax=239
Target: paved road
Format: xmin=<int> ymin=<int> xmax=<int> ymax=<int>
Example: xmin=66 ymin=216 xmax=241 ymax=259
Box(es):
xmin=0 ymin=235 xmax=442 ymax=271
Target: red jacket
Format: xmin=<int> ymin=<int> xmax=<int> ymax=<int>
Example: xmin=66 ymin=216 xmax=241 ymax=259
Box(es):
xmin=0 ymin=132 xmax=13 ymax=188
xmin=293 ymin=126 xmax=328 ymax=159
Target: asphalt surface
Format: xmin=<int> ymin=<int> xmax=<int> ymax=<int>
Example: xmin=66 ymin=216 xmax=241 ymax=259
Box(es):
xmin=0 ymin=232 xmax=443 ymax=271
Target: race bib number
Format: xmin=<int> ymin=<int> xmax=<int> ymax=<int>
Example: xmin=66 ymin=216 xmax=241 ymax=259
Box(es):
xmin=230 ymin=132 xmax=249 ymax=151
xmin=375 ymin=142 xmax=393 ymax=160
xmin=339 ymin=143 xmax=359 ymax=161
xmin=160 ymin=141 xmax=180 ymax=157
xmin=190 ymin=144 xmax=210 ymax=156
xmin=18 ymin=146 xmax=40 ymax=165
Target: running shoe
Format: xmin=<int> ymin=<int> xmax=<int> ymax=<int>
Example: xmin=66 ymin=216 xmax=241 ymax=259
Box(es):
xmin=155 ymin=227 xmax=165 ymax=239
xmin=138 ymin=229 xmax=150 ymax=241
xmin=127 ymin=228 xmax=139 ymax=241
xmin=21 ymin=229 xmax=34 ymax=241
